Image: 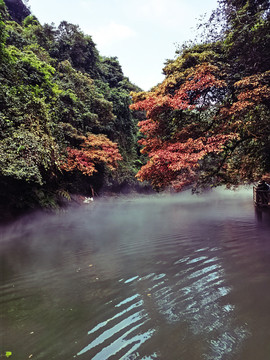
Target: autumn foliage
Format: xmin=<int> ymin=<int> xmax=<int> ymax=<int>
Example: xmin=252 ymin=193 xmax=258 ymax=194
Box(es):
xmin=221 ymin=71 xmax=270 ymax=116
xmin=130 ymin=61 xmax=237 ymax=190
xmin=132 ymin=63 xmax=226 ymax=115
xmin=61 ymin=133 xmax=122 ymax=176
xmin=131 ymin=13 xmax=270 ymax=191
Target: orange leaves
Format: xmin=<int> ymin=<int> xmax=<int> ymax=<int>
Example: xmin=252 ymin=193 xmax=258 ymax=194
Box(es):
xmin=61 ymin=133 xmax=122 ymax=176
xmin=178 ymin=63 xmax=226 ymax=93
xmin=130 ymin=63 xmax=226 ymax=119
xmin=82 ymin=134 xmax=123 ymax=170
xmin=234 ymin=71 xmax=270 ymax=89
xmin=130 ymin=95 xmax=172 ymax=118
xmin=224 ymin=71 xmax=270 ymax=115
xmin=231 ymin=84 xmax=270 ymax=114
xmin=171 ymin=63 xmax=226 ymax=110
xmin=131 ymin=39 xmax=270 ymax=188
xmin=137 ymin=119 xmax=162 ymax=153
xmin=237 ymin=86 xmax=269 ymax=102
xmin=61 ymin=147 xmax=97 ymax=176
xmin=136 ymin=134 xmax=234 ymax=190
xmin=130 ymin=60 xmax=230 ymax=191
xmin=137 ymin=119 xmax=159 ymax=135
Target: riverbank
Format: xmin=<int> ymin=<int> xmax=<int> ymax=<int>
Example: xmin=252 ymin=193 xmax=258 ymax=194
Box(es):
xmin=0 ymin=182 xmax=154 ymax=225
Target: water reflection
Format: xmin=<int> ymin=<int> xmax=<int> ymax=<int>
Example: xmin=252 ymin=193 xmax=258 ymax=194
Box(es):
xmin=1 ymin=188 xmax=270 ymax=359
xmin=76 ymin=245 xmax=249 ymax=359
xmin=254 ymin=207 xmax=270 ymax=225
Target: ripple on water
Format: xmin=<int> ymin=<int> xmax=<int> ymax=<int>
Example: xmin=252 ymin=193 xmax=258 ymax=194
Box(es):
xmin=77 ymin=290 xmax=155 ymax=359
xmin=1 ymin=189 xmax=267 ymax=360
xmin=76 ymin=244 xmax=250 ymax=359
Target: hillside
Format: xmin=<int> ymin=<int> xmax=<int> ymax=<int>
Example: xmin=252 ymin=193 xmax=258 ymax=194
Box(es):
xmin=0 ymin=0 xmax=145 ymax=219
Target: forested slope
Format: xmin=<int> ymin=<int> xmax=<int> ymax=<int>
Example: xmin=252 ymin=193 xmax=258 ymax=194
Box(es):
xmin=0 ymin=0 xmax=143 ymax=218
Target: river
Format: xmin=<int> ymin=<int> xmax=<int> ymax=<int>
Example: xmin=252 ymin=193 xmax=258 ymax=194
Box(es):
xmin=1 ymin=188 xmax=270 ymax=360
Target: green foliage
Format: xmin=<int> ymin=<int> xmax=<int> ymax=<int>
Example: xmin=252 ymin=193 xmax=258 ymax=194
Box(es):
xmin=96 ymin=56 xmax=141 ymax=160
xmin=0 ymin=2 xmax=142 ymax=217
xmin=0 ymin=7 xmax=8 ymax=60
xmin=47 ymin=21 xmax=100 ymax=78
xmin=23 ymin=14 xmax=39 ymax=27
xmin=0 ymin=351 xmax=12 ymax=359
xmin=54 ymin=59 xmax=114 ymax=137
xmin=0 ymin=126 xmax=58 ymax=184
xmin=0 ymin=0 xmax=9 ymax=20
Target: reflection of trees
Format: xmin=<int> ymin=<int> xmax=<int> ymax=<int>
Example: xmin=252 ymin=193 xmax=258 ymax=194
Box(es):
xmin=255 ymin=207 xmax=270 ymax=226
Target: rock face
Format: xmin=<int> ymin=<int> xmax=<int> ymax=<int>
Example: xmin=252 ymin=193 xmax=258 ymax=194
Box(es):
xmin=4 ymin=0 xmax=31 ymax=23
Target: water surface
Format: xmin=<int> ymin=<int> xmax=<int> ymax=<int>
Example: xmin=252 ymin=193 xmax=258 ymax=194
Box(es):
xmin=1 ymin=188 xmax=270 ymax=359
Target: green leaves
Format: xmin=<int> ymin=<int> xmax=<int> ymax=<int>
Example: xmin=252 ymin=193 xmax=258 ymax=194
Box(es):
xmin=0 ymin=3 xmax=141 ymax=213
xmin=0 ymin=351 xmax=12 ymax=359
xmin=0 ymin=127 xmax=58 ymax=184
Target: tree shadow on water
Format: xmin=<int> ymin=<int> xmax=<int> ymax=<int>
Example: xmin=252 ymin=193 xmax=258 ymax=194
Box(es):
xmin=254 ymin=207 xmax=270 ymax=227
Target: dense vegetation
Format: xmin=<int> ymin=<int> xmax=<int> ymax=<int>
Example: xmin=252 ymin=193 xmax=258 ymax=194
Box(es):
xmin=1 ymin=0 xmax=269 ymax=219
xmin=0 ymin=0 xmax=143 ymax=218
xmin=131 ymin=0 xmax=270 ymax=191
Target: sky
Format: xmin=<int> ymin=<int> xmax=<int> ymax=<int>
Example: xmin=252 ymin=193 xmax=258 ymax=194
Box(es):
xmin=26 ymin=0 xmax=219 ymax=91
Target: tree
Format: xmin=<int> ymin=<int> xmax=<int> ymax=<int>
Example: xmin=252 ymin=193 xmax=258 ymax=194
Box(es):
xmin=61 ymin=133 xmax=122 ymax=176
xmin=49 ymin=21 xmax=100 ymax=78
xmin=54 ymin=59 xmax=115 ymax=136
xmin=211 ymin=0 xmax=270 ymax=183
xmin=217 ymin=71 xmax=270 ymax=183
xmin=199 ymin=0 xmax=270 ymax=77
xmin=130 ymin=0 xmax=270 ymax=191
xmin=3 ymin=0 xmax=30 ymax=23
xmin=130 ymin=46 xmax=236 ymax=190
xmin=0 ymin=2 xmax=7 ymax=59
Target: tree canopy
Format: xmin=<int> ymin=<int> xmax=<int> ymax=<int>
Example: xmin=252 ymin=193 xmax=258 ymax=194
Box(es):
xmin=130 ymin=0 xmax=270 ymax=191
xmin=0 ymin=0 xmax=142 ymax=217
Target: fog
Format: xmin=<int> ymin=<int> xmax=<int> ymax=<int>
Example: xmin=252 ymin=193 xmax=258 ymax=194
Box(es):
xmin=1 ymin=187 xmax=270 ymax=360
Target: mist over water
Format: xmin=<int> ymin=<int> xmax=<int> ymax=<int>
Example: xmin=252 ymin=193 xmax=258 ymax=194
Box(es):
xmin=1 ymin=187 xmax=270 ymax=360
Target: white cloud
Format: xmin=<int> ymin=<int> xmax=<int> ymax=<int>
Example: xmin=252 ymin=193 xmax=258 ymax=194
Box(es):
xmin=91 ymin=22 xmax=136 ymax=47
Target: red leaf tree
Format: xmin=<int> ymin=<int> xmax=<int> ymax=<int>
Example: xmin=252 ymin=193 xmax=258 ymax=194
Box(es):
xmin=61 ymin=133 xmax=122 ymax=176
xmin=131 ymin=61 xmax=235 ymax=190
xmin=217 ymin=70 xmax=270 ymax=183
